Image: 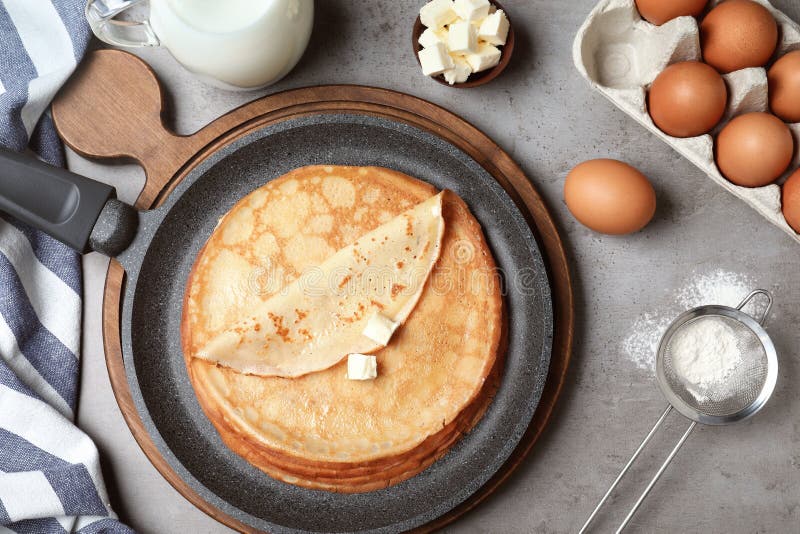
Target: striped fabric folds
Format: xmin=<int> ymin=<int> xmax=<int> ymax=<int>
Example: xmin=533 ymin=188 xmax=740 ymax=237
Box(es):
xmin=0 ymin=1 xmax=133 ymax=533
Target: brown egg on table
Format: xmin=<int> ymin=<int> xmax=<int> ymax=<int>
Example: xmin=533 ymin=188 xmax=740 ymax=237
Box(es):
xmin=700 ymin=0 xmax=778 ymax=74
xmin=782 ymin=169 xmax=800 ymax=234
xmin=716 ymin=112 xmax=794 ymax=187
xmin=564 ymin=159 xmax=656 ymax=235
xmin=648 ymin=61 xmax=727 ymax=138
xmin=768 ymin=50 xmax=800 ymax=123
xmin=635 ymin=0 xmax=708 ymax=26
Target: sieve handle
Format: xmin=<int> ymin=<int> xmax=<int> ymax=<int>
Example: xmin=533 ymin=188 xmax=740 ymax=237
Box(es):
xmin=579 ymin=406 xmax=672 ymax=534
xmin=580 ymin=407 xmax=697 ymax=533
xmin=615 ymin=421 xmax=696 ymax=533
xmin=736 ymin=289 xmax=773 ymax=325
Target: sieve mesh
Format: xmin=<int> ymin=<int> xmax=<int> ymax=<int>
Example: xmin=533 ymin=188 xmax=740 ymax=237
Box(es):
xmin=661 ymin=315 xmax=768 ymax=417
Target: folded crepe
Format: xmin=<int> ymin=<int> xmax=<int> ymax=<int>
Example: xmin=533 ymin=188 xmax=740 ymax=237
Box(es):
xmin=197 ymin=193 xmax=445 ymax=377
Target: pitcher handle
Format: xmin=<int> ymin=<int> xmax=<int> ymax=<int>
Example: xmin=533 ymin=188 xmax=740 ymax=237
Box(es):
xmin=85 ymin=0 xmax=160 ymax=48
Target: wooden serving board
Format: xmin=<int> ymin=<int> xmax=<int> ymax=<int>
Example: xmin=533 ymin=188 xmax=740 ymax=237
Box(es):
xmin=51 ymin=49 xmax=574 ymax=533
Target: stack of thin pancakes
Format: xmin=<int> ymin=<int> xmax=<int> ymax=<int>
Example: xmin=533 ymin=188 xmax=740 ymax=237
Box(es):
xmin=181 ymin=166 xmax=505 ymax=492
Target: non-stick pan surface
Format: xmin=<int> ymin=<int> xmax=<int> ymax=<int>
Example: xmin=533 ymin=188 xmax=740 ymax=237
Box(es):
xmin=116 ymin=114 xmax=552 ymax=533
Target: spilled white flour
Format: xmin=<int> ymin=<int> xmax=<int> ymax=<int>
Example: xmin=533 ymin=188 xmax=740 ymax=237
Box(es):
xmin=670 ymin=317 xmax=743 ymax=400
xmin=622 ymin=313 xmax=673 ymax=371
xmin=674 ymin=270 xmax=759 ymax=311
xmin=622 ymin=269 xmax=758 ymax=371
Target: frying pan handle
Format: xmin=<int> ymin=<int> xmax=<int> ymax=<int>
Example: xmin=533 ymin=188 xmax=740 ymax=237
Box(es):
xmin=0 ymin=148 xmax=137 ymax=256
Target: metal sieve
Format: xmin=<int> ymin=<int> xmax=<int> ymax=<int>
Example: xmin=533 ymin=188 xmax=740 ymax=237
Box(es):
xmin=580 ymin=290 xmax=777 ymax=533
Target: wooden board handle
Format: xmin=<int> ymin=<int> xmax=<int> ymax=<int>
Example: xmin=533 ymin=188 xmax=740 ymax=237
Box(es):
xmin=52 ymin=50 xmax=205 ymax=209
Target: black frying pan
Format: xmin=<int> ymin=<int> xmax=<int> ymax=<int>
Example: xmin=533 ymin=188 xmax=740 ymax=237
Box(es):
xmin=0 ymin=114 xmax=553 ymax=533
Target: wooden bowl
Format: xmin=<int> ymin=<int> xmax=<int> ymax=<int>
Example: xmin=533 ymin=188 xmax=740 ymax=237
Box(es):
xmin=412 ymin=0 xmax=515 ymax=88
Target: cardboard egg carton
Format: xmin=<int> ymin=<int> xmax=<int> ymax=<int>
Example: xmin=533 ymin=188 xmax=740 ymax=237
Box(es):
xmin=573 ymin=0 xmax=800 ymax=243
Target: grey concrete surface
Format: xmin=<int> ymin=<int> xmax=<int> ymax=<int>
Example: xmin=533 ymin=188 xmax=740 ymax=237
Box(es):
xmin=69 ymin=1 xmax=800 ymax=532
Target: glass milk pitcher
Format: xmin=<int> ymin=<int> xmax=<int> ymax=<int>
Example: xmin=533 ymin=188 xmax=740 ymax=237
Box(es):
xmin=86 ymin=0 xmax=314 ymax=89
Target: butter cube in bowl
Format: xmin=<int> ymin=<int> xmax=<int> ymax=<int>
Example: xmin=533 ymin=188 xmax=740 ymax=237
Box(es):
xmin=413 ymin=0 xmax=514 ymax=88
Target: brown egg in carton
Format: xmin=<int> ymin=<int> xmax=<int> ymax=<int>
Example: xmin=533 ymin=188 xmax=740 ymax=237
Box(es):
xmin=573 ymin=0 xmax=800 ymax=243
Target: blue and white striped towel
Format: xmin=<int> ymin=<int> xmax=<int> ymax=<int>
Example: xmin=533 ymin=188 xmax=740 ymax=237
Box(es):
xmin=0 ymin=1 xmax=133 ymax=532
